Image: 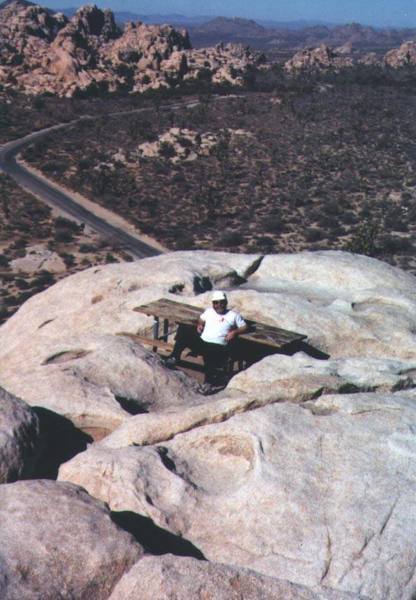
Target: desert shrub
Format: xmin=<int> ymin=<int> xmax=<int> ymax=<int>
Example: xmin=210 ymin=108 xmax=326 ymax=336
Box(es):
xmin=3 ymin=294 xmax=19 ymax=307
xmin=345 ymin=218 xmax=379 ymax=256
xmin=78 ymin=157 xmax=93 ymax=170
xmin=15 ymin=278 xmax=30 ymax=290
xmin=0 ymin=307 xmax=10 ymax=321
xmin=378 ymin=234 xmax=413 ymax=253
xmin=341 ymin=211 xmax=358 ymax=225
xmin=317 ymin=215 xmax=339 ymax=229
xmin=256 ymin=236 xmax=274 ymax=247
xmin=16 ymin=291 xmax=33 ymax=303
xmin=42 ymin=161 xmax=65 ymax=174
xmin=305 ymin=228 xmax=324 ymax=242
xmin=54 ymin=229 xmax=73 ymax=243
xmin=263 ymin=217 xmax=286 ymax=234
xmin=159 ymin=142 xmax=176 ymax=159
xmin=79 ymin=243 xmax=96 ymax=253
xmin=10 ymin=238 xmax=27 ymax=249
xmin=60 ymin=252 xmax=76 ymax=267
xmin=0 ymin=254 xmax=9 ymax=268
xmin=174 ymin=233 xmax=194 ymax=250
xmin=54 ymin=217 xmax=80 ymax=232
xmin=219 ymin=232 xmax=244 ymax=247
xmin=32 ymin=270 xmax=55 ymax=286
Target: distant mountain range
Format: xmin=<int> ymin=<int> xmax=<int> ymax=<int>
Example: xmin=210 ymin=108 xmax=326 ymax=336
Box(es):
xmin=54 ymin=8 xmax=416 ymax=53
xmin=56 ymin=8 xmax=336 ymax=29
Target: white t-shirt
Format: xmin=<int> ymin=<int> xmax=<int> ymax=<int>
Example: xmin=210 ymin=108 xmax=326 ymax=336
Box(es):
xmin=200 ymin=307 xmax=246 ymax=345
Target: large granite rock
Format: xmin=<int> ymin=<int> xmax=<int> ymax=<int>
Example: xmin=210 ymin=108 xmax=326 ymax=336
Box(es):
xmin=59 ymin=391 xmax=416 ymax=599
xmin=0 ymin=252 xmax=262 ymax=433
xmin=2 ymin=249 xmax=416 ymax=598
xmin=108 ymin=554 xmax=354 ymax=600
xmin=0 ymin=479 xmax=143 ymax=599
xmin=0 ymin=386 xmax=41 ymax=482
xmin=2 ymin=249 xmax=416 ymax=433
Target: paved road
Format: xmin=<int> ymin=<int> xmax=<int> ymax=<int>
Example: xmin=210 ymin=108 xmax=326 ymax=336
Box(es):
xmin=0 ymin=95 xmax=238 ymax=259
xmin=0 ymin=118 xmax=163 ymax=259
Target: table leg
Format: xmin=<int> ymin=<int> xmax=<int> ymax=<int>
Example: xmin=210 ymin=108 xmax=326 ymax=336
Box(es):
xmin=152 ymin=317 xmax=159 ymax=353
xmin=162 ymin=318 xmax=169 ymax=342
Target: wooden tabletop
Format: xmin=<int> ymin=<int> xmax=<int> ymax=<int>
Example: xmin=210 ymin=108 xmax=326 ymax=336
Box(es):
xmin=134 ymin=298 xmax=307 ymax=350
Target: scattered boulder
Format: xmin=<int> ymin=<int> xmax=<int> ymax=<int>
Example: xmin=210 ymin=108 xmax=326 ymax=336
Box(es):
xmin=109 ymin=554 xmax=353 ymax=600
xmin=10 ymin=243 xmax=66 ymax=273
xmin=0 ymin=479 xmax=143 ymax=599
xmin=0 ymin=386 xmax=41 ymax=482
xmin=384 ymin=40 xmax=416 ymax=68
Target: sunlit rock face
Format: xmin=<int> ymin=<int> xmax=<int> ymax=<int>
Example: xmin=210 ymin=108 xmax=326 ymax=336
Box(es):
xmin=3 ymin=249 xmax=416 ymax=598
xmin=0 ymin=1 xmax=263 ymax=96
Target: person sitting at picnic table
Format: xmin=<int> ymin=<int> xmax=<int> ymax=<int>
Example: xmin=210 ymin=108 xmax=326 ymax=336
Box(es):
xmin=164 ymin=291 xmax=248 ymax=390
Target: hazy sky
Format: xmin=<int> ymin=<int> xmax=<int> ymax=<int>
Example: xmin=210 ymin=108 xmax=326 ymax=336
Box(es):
xmin=42 ymin=0 xmax=416 ymax=27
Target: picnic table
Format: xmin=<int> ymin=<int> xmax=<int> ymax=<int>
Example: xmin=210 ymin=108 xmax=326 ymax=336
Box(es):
xmin=118 ymin=298 xmax=307 ymax=371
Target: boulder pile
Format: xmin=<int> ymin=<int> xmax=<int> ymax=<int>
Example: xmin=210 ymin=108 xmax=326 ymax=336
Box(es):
xmin=285 ymin=39 xmax=416 ymax=72
xmin=1 ymin=249 xmax=416 ymax=597
xmin=136 ymin=127 xmax=252 ymax=163
xmin=0 ymin=0 xmax=263 ymax=96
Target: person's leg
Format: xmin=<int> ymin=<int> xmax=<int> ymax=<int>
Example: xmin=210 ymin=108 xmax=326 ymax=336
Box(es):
xmin=165 ymin=324 xmax=202 ymax=366
xmin=211 ymin=344 xmax=230 ymax=386
xmin=202 ymin=342 xmax=229 ymax=386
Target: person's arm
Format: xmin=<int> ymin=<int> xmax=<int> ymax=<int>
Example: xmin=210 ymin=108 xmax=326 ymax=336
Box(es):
xmin=225 ymin=314 xmax=248 ymax=342
xmin=225 ymin=323 xmax=248 ymax=341
xmin=197 ymin=318 xmax=205 ymax=334
xmin=197 ymin=309 xmax=207 ymax=334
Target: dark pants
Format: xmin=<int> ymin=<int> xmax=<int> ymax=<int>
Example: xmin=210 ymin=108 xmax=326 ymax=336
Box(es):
xmin=171 ymin=324 xmax=230 ymax=385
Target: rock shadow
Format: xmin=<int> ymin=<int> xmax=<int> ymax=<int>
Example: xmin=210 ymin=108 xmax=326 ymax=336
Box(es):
xmin=114 ymin=395 xmax=149 ymax=416
xmin=32 ymin=407 xmax=92 ymax=479
xmin=232 ymin=338 xmax=330 ymax=367
xmin=111 ymin=511 xmax=206 ymax=560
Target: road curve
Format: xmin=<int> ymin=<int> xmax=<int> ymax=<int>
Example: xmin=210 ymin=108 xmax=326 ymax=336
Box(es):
xmin=0 ymin=117 xmax=163 ymax=259
xmin=0 ymin=95 xmax=240 ymax=259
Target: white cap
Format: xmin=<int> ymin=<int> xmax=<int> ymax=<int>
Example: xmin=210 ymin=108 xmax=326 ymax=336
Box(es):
xmin=212 ymin=291 xmax=227 ymax=302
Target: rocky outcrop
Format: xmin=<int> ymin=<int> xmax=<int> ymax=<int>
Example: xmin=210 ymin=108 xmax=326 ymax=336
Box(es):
xmin=0 ymin=386 xmax=41 ymax=482
xmin=358 ymin=51 xmax=381 ymax=66
xmin=136 ymin=127 xmax=252 ymax=163
xmin=0 ymin=252 xmax=260 ymax=434
xmin=0 ymin=1 xmax=263 ymax=96
xmin=284 ymin=43 xmax=354 ymax=72
xmin=3 ymin=249 xmax=416 ymax=597
xmin=285 ymin=40 xmax=416 ymax=73
xmin=384 ymin=40 xmax=416 ymax=68
xmin=0 ymin=479 xmax=143 ymax=599
xmin=59 ymin=391 xmax=416 ymax=599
